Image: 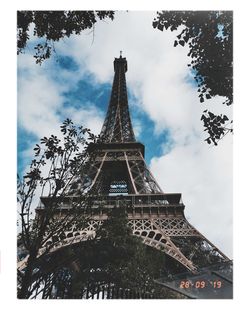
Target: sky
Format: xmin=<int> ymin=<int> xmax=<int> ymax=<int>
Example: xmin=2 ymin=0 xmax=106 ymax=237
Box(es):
xmin=17 ymin=11 xmax=233 ymax=258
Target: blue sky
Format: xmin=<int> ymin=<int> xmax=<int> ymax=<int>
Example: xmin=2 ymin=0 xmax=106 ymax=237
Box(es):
xmin=17 ymin=11 xmax=232 ymax=257
xmin=17 ymin=53 xmax=172 ymax=175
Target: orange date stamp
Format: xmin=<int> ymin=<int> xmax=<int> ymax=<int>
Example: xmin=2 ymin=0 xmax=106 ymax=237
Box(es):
xmin=179 ymin=280 xmax=222 ymax=289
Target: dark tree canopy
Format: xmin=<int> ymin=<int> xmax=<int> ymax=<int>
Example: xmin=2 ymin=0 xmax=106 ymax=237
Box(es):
xmin=17 ymin=120 xmax=98 ymax=298
xmin=72 ymin=205 xmax=168 ymax=297
xmin=17 ymin=10 xmax=115 ymax=64
xmin=153 ymin=11 xmax=233 ymax=145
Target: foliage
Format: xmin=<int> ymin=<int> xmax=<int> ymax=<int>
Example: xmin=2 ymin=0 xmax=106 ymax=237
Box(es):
xmin=201 ymin=110 xmax=233 ymax=145
xmin=17 ymin=10 xmax=115 ymax=64
xmin=153 ymin=11 xmax=233 ymax=145
xmin=26 ymin=202 xmax=170 ymax=299
xmin=17 ymin=119 xmax=97 ymax=298
xmin=68 ymin=204 xmax=168 ymax=298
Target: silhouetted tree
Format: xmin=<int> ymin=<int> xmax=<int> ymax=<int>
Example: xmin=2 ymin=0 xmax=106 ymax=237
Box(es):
xmin=17 ymin=119 xmax=97 ymax=298
xmin=153 ymin=11 xmax=233 ymax=145
xmin=95 ymin=205 xmax=166 ymax=293
xmin=17 ymin=10 xmax=115 ymax=64
xmin=68 ymin=204 xmax=170 ymax=298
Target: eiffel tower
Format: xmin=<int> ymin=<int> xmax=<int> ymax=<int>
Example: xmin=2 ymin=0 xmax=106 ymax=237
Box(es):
xmin=64 ymin=54 xmax=229 ymax=272
xmin=18 ymin=54 xmax=230 ymax=298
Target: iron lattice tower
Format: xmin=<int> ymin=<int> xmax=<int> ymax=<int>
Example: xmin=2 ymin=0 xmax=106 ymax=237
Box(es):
xmin=63 ymin=55 xmax=229 ymax=272
xmin=18 ymin=55 xmax=230 ymax=298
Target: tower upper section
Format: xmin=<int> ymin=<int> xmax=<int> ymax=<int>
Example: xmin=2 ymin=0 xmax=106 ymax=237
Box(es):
xmin=99 ymin=55 xmax=136 ymax=143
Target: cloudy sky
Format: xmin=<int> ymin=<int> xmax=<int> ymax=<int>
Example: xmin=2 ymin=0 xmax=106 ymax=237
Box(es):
xmin=17 ymin=11 xmax=233 ymax=257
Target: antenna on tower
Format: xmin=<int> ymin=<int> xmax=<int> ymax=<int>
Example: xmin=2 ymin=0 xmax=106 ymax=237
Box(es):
xmin=120 ymin=50 xmax=123 ymax=58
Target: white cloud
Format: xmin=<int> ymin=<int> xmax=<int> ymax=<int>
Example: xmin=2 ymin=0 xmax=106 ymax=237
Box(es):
xmin=63 ymin=105 xmax=103 ymax=135
xmin=17 ymin=52 xmax=104 ymax=139
xmin=150 ymin=135 xmax=233 ymax=257
xmin=132 ymin=118 xmax=143 ymax=138
xmin=18 ymin=54 xmax=65 ymax=138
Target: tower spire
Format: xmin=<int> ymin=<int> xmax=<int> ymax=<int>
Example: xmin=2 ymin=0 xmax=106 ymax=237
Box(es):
xmin=99 ymin=55 xmax=135 ymax=143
